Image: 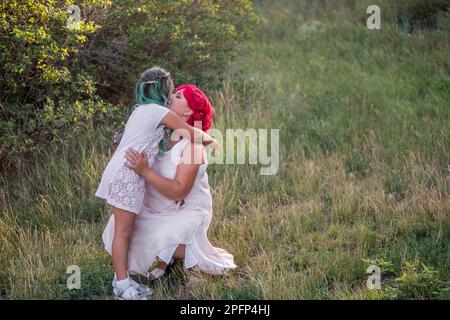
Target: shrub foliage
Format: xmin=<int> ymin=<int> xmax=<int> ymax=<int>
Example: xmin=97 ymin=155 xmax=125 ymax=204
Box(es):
xmin=0 ymin=0 xmax=258 ymax=159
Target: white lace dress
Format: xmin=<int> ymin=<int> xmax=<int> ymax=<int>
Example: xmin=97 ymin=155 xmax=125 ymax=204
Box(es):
xmin=95 ymin=103 xmax=169 ymax=214
xmin=102 ymin=138 xmax=237 ymax=275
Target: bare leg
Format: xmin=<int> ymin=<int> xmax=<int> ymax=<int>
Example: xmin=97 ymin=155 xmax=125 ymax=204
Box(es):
xmin=111 ymin=206 xmax=136 ymax=280
xmin=172 ymin=244 xmax=186 ymax=261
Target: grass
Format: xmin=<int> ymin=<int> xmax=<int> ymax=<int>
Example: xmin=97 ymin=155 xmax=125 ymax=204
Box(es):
xmin=1 ymin=0 xmax=449 ymax=299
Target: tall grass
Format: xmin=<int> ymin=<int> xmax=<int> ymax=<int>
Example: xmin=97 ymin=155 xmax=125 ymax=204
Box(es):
xmin=1 ymin=0 xmax=449 ymax=299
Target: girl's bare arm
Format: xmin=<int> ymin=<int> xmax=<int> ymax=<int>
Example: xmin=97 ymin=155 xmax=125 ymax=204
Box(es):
xmin=160 ymin=110 xmax=217 ymax=147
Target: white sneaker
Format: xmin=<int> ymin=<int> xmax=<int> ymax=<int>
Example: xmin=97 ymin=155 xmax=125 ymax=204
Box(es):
xmin=112 ymin=277 xmax=153 ymax=296
xmin=113 ymin=284 xmax=148 ymax=300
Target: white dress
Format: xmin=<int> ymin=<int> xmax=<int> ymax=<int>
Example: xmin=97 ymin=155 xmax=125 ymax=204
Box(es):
xmin=95 ymin=103 xmax=169 ymax=214
xmin=102 ymin=138 xmax=237 ymax=275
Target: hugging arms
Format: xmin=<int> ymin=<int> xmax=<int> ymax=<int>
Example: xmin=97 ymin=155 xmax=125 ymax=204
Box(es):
xmin=125 ymin=141 xmax=206 ymax=202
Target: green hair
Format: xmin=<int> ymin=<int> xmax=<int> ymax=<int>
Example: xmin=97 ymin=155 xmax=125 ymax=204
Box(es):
xmin=135 ymin=67 xmax=174 ymax=106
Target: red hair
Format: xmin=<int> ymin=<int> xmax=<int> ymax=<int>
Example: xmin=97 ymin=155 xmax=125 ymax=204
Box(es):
xmin=176 ymin=84 xmax=215 ymax=132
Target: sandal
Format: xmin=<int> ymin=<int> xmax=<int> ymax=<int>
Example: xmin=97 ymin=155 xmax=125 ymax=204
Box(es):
xmin=145 ymin=259 xmax=175 ymax=280
xmin=113 ymin=284 xmax=148 ymax=300
xmin=146 ymin=268 xmax=166 ymax=280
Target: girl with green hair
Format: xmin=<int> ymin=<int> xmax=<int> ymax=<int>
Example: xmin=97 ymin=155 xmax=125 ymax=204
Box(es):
xmin=95 ymin=66 xmax=216 ymax=300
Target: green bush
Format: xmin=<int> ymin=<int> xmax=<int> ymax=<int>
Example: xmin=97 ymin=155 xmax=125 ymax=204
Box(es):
xmin=364 ymin=259 xmax=450 ymax=299
xmin=383 ymin=262 xmax=450 ymax=299
xmin=0 ymin=0 xmax=258 ymax=161
xmin=0 ymin=0 xmax=114 ymax=159
xmin=0 ymin=0 xmax=109 ymax=105
xmin=82 ymin=0 xmax=259 ymax=102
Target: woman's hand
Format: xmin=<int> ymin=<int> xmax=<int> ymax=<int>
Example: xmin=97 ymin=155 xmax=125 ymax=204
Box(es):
xmin=125 ymin=148 xmax=150 ymax=176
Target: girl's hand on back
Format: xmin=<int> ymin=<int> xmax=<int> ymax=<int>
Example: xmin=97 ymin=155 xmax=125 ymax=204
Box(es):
xmin=125 ymin=148 xmax=150 ymax=176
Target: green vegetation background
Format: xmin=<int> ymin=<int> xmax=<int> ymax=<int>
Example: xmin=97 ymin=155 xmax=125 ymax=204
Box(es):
xmin=0 ymin=0 xmax=449 ymax=299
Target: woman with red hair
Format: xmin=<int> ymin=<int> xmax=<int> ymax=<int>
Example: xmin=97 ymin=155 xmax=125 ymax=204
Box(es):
xmin=175 ymin=84 xmax=215 ymax=132
xmin=102 ymin=84 xmax=236 ymax=283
